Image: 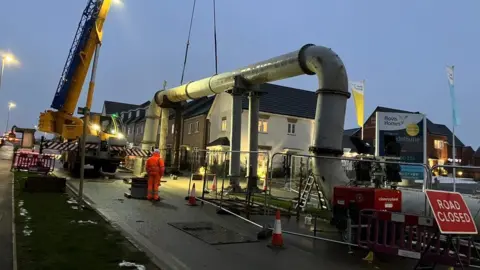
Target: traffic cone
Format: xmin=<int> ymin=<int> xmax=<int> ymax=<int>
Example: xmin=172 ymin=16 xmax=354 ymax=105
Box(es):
xmin=187 ymin=183 xmax=198 ymax=206
xmin=211 ymin=175 xmax=217 ymax=191
xmin=270 ymin=210 xmax=284 ymax=248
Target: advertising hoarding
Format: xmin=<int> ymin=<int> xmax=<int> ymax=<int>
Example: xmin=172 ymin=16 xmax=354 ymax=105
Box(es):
xmin=375 ymin=112 xmax=427 ymax=181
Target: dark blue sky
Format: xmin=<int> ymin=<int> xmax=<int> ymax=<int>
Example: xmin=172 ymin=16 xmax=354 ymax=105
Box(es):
xmin=1 ymin=0 xmax=478 ymax=148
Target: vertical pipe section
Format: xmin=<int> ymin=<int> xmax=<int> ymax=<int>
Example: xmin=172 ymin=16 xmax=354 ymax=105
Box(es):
xmin=173 ymin=107 xmax=182 ymax=170
xmin=141 ymin=98 xmax=161 ymax=151
xmin=247 ymin=92 xmax=260 ymax=179
xmin=229 ymin=92 xmax=243 ymax=189
xmin=159 ymin=108 xmax=169 ymax=161
xmin=301 ymin=45 xmax=350 ymax=203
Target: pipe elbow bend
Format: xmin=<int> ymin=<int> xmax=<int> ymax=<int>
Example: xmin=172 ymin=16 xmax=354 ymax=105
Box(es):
xmin=299 ymin=45 xmax=349 ymax=93
xmin=154 ymin=90 xmax=167 ymax=107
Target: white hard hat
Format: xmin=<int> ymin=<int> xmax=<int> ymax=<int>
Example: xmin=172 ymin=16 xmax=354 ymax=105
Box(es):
xmin=154 ymin=149 xmax=160 ymax=154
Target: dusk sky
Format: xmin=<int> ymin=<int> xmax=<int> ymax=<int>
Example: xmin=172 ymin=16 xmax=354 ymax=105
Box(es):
xmin=1 ymin=0 xmax=478 ymax=148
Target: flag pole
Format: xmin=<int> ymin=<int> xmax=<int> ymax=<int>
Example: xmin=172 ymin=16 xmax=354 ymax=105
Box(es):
xmin=452 ymin=115 xmax=457 ymax=192
xmin=451 ymin=65 xmax=457 ymax=192
xmin=361 ymin=80 xmax=365 ymax=140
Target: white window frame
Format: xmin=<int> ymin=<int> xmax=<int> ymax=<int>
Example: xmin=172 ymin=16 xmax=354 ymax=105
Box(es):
xmin=127 ymin=127 xmax=131 ymax=135
xmin=136 ymin=110 xmax=140 ymax=117
xmin=258 ymin=119 xmax=268 ymax=133
xmin=434 ymin=140 xmax=444 ymax=150
xmin=194 ymin=121 xmax=199 ymax=133
xmin=171 ymin=124 xmax=175 ymax=134
xmin=221 ymin=119 xmax=227 ymax=132
xmin=188 ymin=123 xmax=193 ymax=134
xmin=287 ymin=123 xmax=296 ymax=135
xmin=128 ymin=111 xmax=132 ymax=118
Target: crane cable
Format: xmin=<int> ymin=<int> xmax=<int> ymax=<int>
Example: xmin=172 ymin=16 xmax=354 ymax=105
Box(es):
xmin=213 ymin=0 xmax=218 ymax=75
xmin=180 ymin=0 xmax=197 ymax=85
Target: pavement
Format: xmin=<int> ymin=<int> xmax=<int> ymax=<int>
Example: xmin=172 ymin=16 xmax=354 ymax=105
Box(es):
xmin=0 ymin=145 xmax=14 ymax=270
xmin=57 ymin=169 xmax=435 ymax=270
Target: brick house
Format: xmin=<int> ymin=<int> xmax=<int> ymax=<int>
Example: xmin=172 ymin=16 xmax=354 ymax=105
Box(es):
xmin=165 ymin=96 xmax=214 ymax=169
xmin=344 ymin=106 xmax=474 ymax=178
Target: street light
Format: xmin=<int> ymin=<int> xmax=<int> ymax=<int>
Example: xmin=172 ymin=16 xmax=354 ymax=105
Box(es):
xmin=112 ymin=0 xmax=125 ymax=7
xmin=5 ymin=102 xmax=16 ymax=133
xmin=0 ymin=52 xmax=20 ymax=92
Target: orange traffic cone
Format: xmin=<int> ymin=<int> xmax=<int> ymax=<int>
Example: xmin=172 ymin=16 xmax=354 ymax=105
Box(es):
xmin=211 ymin=175 xmax=217 ymax=191
xmin=270 ymin=210 xmax=284 ymax=248
xmin=187 ymin=183 xmax=198 ymax=206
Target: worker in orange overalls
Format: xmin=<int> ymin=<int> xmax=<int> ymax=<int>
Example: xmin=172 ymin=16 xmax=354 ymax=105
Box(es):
xmin=146 ymin=149 xmax=165 ymax=201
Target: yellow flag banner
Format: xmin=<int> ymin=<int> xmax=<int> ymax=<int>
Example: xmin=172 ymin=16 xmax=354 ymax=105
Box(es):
xmin=350 ymin=81 xmax=365 ymax=127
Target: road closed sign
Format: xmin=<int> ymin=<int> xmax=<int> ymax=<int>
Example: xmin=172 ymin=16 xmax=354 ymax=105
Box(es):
xmin=425 ymin=190 xmax=477 ymax=234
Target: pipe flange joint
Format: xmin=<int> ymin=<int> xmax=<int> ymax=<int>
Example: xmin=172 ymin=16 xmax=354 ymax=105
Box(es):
xmin=315 ymin=88 xmax=351 ymax=99
xmin=309 ymin=146 xmax=344 ymax=156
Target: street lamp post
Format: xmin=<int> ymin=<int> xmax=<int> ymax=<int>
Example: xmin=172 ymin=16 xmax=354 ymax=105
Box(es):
xmin=0 ymin=53 xmax=18 ymax=92
xmin=5 ymin=102 xmax=16 ymax=133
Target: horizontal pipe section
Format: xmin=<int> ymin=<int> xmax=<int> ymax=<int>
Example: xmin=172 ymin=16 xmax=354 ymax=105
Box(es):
xmin=154 ymin=44 xmax=316 ymax=106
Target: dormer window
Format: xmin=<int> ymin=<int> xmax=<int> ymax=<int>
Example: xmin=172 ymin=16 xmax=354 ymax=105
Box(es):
xmin=128 ymin=111 xmax=132 ymax=118
xmin=136 ymin=110 xmax=140 ymax=117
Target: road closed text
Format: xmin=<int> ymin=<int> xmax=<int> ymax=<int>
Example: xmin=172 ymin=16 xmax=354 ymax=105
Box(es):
xmin=436 ymin=199 xmax=472 ymax=223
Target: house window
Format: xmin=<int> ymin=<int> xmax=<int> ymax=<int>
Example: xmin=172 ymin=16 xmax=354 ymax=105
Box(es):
xmin=140 ymin=126 xmax=144 ymax=134
xmin=127 ymin=127 xmax=131 ymax=135
xmin=171 ymin=124 xmax=175 ymax=134
xmin=194 ymin=121 xmax=199 ymax=133
xmin=434 ymin=140 xmax=444 ymax=150
xmin=128 ymin=111 xmax=132 ymax=118
xmin=221 ymin=118 xmax=227 ymax=132
xmin=258 ymin=119 xmax=268 ymax=133
xmin=136 ymin=110 xmax=140 ymax=117
xmin=287 ymin=123 xmax=296 ymax=135
xmin=188 ymin=123 xmax=193 ymax=134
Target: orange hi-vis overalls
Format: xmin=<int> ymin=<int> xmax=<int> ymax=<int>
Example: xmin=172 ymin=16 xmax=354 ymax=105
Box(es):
xmin=145 ymin=152 xmax=165 ymax=200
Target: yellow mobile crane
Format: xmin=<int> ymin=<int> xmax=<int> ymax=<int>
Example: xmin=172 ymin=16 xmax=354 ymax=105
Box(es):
xmin=38 ymin=0 xmax=136 ymax=173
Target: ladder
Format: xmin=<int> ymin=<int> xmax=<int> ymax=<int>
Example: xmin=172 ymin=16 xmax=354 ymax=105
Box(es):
xmin=294 ymin=174 xmax=328 ymax=211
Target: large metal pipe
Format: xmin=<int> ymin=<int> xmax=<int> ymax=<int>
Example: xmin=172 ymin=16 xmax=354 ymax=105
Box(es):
xmin=153 ymin=45 xmax=314 ymax=107
xmin=143 ymin=43 xmax=349 ymax=194
xmin=141 ymin=98 xmax=160 ymax=151
xmin=142 ymin=44 xmax=315 ymax=156
xmin=140 ymin=44 xmax=462 ymax=224
xmin=159 ymin=108 xmax=169 ymax=159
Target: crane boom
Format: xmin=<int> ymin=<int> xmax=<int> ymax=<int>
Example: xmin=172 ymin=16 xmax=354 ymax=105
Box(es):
xmin=38 ymin=0 xmax=112 ymax=139
xmin=51 ymin=0 xmax=111 ymax=115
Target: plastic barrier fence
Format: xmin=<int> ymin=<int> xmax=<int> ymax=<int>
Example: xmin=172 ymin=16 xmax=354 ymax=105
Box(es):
xmin=357 ymin=209 xmax=474 ymax=267
xmin=12 ymin=152 xmax=56 ymax=173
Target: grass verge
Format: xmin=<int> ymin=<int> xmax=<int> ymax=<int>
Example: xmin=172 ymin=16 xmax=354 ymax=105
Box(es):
xmin=14 ymin=172 xmax=156 ymax=270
